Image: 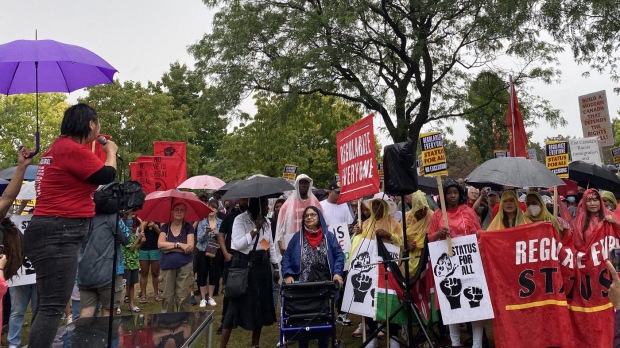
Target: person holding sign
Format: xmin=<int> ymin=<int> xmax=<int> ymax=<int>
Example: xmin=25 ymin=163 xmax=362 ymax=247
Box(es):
xmin=351 ymin=193 xmax=403 ymax=348
xmin=402 ymin=191 xmax=432 ymax=276
xmin=220 ymin=197 xmax=279 ymax=348
xmin=572 ymin=188 xmax=620 ymax=247
xmin=486 ymin=191 xmax=531 ymax=231
xmin=281 ymin=206 xmax=345 ymax=348
xmin=427 ymin=179 xmax=483 ymax=348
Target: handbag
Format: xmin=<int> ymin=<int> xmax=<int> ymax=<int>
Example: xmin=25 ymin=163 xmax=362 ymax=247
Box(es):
xmin=225 ymin=233 xmax=260 ymax=298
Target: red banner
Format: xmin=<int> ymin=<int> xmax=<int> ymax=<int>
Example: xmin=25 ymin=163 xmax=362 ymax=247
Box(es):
xmin=130 ymin=161 xmax=156 ymax=195
xmin=135 ymin=156 xmax=180 ymax=193
xmin=153 ymin=141 xmax=187 ymax=184
xmin=480 ymin=222 xmax=616 ymax=348
xmin=336 ymin=114 xmax=380 ymax=204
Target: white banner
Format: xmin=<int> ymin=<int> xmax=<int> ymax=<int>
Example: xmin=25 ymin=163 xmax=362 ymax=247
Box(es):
xmin=341 ymin=238 xmax=377 ymax=317
xmin=428 ymin=235 xmax=494 ymax=325
xmin=329 ymin=223 xmax=351 ymax=271
xmin=578 ymin=90 xmax=613 ymax=147
xmin=8 ymin=215 xmax=36 ymax=287
xmin=569 ymin=137 xmax=603 ymax=165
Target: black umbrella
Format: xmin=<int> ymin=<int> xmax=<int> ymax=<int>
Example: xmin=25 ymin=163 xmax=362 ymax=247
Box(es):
xmin=0 ymin=165 xmax=38 ymax=181
xmin=221 ymin=176 xmax=295 ymax=200
xmin=213 ymin=179 xmax=242 ymax=195
xmin=415 ymin=173 xmax=439 ymax=195
xmin=466 ymin=157 xmax=564 ymax=188
xmin=568 ymin=161 xmax=620 ymax=192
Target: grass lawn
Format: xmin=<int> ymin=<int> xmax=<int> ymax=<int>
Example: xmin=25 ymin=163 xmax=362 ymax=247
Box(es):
xmin=6 ymin=276 xmax=495 ymax=347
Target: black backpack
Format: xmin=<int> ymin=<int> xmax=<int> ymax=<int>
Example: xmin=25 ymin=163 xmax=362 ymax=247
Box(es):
xmin=94 ymin=181 xmax=146 ymax=214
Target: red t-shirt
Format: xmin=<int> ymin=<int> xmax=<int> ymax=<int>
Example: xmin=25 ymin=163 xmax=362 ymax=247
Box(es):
xmin=34 ymin=137 xmax=104 ymax=218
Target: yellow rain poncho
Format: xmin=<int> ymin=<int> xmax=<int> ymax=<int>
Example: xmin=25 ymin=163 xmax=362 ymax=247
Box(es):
xmin=523 ymin=191 xmax=562 ymax=232
xmin=487 ymin=190 xmax=531 ymax=231
xmin=401 ymin=191 xmax=432 ymax=275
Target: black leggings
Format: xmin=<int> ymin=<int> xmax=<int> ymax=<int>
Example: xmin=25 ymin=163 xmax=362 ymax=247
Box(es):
xmin=195 ymin=251 xmax=218 ymax=287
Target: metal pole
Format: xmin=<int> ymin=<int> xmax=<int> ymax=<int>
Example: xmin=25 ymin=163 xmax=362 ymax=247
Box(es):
xmin=510 ymin=75 xmax=516 ymax=157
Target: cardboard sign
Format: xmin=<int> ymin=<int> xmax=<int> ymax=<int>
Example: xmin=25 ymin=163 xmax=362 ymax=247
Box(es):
xmin=578 ymin=90 xmax=613 ymax=147
xmin=420 ymin=132 xmax=448 ymax=176
xmin=336 ymin=115 xmax=380 ymax=204
xmin=8 ymin=215 xmax=36 ymax=287
xmin=282 ymin=164 xmax=298 ymax=180
xmin=493 ymin=150 xmax=510 ymax=158
xmin=342 ymin=238 xmax=378 ymax=317
xmin=137 ymin=156 xmax=181 ymax=192
xmin=569 ymin=137 xmax=602 ymax=165
xmin=527 ymin=148 xmax=538 ymax=161
xmin=428 ymin=235 xmax=494 ymax=325
xmin=334 ymin=174 xmax=340 ymax=186
xmin=417 ymin=156 xmax=424 ymax=176
xmin=153 ymin=141 xmax=187 ymax=184
xmin=329 ymin=223 xmax=351 ymax=271
xmin=611 ymin=147 xmax=620 ymax=168
xmin=545 ymin=141 xmax=569 ymax=178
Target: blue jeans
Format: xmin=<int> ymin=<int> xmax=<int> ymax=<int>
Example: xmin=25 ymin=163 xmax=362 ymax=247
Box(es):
xmin=23 ymin=216 xmax=89 ymax=348
xmin=8 ymin=284 xmax=38 ymax=346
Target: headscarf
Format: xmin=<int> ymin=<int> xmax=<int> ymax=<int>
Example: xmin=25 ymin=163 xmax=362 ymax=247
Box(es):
xmin=601 ymin=191 xmax=618 ymax=211
xmin=523 ymin=191 xmax=562 ymax=232
xmin=487 ymin=191 xmax=531 ymax=231
xmin=402 ymin=191 xmax=432 ymax=275
xmin=275 ymin=174 xmax=323 ymax=249
xmin=572 ymin=188 xmax=610 ymax=247
xmin=428 ymin=179 xmax=481 ymax=241
xmin=351 ymin=196 xmax=403 ymax=262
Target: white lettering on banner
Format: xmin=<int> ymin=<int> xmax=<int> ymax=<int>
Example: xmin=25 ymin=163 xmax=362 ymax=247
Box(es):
xmin=340 ymin=159 xmax=374 ymax=187
xmin=329 ymin=223 xmax=351 ymax=271
xmin=339 ymin=132 xmax=373 ymax=165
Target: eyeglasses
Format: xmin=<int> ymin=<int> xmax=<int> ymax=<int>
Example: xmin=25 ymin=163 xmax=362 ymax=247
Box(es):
xmin=303 ymin=213 xmax=318 ymax=219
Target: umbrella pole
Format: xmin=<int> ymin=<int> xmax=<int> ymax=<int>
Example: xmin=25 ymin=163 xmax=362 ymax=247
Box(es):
xmin=436 ymin=176 xmax=453 ymax=257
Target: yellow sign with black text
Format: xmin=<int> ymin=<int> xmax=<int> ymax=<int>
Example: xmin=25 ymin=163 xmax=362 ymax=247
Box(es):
xmin=545 ymin=141 xmax=569 ymax=178
xmin=419 ymin=132 xmax=448 ymax=176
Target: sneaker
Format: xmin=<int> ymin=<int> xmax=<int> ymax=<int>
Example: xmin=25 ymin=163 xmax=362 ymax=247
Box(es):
xmin=199 ymin=299 xmax=207 ymax=308
xmin=208 ymin=298 xmax=217 ymax=306
xmin=336 ymin=313 xmax=351 ymax=326
xmin=352 ymin=323 xmax=365 ymax=338
xmin=190 ymin=295 xmax=197 ymax=306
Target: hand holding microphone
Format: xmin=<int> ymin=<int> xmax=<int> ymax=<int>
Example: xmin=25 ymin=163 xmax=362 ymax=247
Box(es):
xmin=97 ymin=136 xmax=120 ymax=159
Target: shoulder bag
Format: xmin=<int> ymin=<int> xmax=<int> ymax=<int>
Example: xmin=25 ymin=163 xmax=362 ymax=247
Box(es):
xmin=225 ymin=232 xmax=260 ymax=298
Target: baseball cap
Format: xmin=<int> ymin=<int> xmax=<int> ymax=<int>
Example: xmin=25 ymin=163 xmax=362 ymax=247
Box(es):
xmin=328 ymin=181 xmax=340 ymax=192
xmin=488 ymin=190 xmax=499 ymax=196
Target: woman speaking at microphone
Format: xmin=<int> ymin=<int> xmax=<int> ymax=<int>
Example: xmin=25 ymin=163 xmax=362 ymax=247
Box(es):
xmin=23 ymin=103 xmax=118 ymax=347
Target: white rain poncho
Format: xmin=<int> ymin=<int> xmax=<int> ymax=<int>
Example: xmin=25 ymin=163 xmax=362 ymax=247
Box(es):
xmin=275 ymin=174 xmax=323 ymax=249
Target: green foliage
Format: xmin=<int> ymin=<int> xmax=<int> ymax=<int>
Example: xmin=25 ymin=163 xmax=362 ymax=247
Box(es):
xmin=0 ymin=94 xmax=68 ymax=167
xmin=443 ymin=139 xmax=480 ymax=180
xmin=79 ymin=81 xmax=201 ymax=177
xmin=207 ymin=94 xmax=375 ymax=188
xmin=190 ymin=0 xmax=562 ymax=144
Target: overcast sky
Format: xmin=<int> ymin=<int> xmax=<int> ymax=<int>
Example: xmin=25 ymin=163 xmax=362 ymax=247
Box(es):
xmin=2 ymin=0 xmax=618 ymax=148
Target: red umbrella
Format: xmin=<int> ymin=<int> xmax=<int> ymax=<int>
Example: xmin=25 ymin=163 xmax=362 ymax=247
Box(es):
xmin=136 ymin=189 xmax=212 ymax=223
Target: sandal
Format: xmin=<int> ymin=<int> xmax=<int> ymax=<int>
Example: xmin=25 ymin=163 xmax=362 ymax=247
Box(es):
xmin=155 ymin=295 xmax=163 ymax=301
xmin=131 ymin=306 xmax=141 ymax=313
xmin=139 ymin=297 xmax=147 ymax=304
xmin=124 ymin=296 xmax=130 ymax=303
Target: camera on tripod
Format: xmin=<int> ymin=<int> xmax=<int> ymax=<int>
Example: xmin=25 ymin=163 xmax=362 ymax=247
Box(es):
xmin=94 ymin=181 xmax=146 ymax=214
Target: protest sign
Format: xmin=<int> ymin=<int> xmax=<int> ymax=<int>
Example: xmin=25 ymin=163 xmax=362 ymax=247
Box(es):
xmin=527 ymin=148 xmax=538 ymax=161
xmin=377 ymin=163 xmax=384 ymax=190
xmin=8 ymin=214 xmax=36 ymax=287
xmin=153 ymin=141 xmax=187 ymax=184
xmin=130 ymin=161 xmax=155 ymax=194
xmin=611 ymin=147 xmax=620 ymax=168
xmin=578 ymin=90 xmax=613 ymax=147
xmin=334 ymin=174 xmax=340 ymax=186
xmin=329 ymin=223 xmax=351 ymax=271
xmin=336 ymin=115 xmax=380 ymax=204
xmin=420 ymin=132 xmax=448 ymax=176
xmin=480 ymin=222 xmax=615 ymax=348
xmin=137 ymin=156 xmax=181 ymax=192
xmin=493 ymin=150 xmax=509 ymax=158
xmin=569 ymin=137 xmax=602 ymax=165
xmin=545 ymin=141 xmax=569 ymax=178
xmin=342 ymin=238 xmax=377 ymax=317
xmin=428 ymin=235 xmax=494 ymax=325
xmin=417 ymin=156 xmax=424 ymax=176
xmin=282 ymin=164 xmax=298 ymax=180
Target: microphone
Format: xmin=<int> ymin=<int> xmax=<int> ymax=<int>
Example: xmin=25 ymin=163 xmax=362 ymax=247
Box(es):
xmin=98 ymin=136 xmax=123 ymax=161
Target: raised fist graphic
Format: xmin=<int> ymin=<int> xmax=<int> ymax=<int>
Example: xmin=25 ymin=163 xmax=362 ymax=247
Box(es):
xmin=440 ymin=278 xmax=462 ymax=309
xmin=464 ymin=286 xmax=484 ymax=308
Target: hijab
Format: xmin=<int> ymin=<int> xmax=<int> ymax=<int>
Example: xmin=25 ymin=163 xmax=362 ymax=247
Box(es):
xmin=487 ymin=190 xmax=532 ymax=231
xmin=351 ymin=198 xmax=404 ymax=256
xmin=403 ymin=191 xmax=432 ymax=275
xmin=572 ymin=188 xmax=610 ymax=247
xmin=523 ymin=191 xmax=562 ymax=232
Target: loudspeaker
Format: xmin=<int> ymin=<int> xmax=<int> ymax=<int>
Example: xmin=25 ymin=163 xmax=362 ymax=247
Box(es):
xmin=383 ymin=139 xmax=418 ymax=196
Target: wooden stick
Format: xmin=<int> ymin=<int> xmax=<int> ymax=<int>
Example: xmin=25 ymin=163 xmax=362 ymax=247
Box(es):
xmin=436 ymin=176 xmax=453 ymax=257
xmin=358 ymin=198 xmax=362 ymax=228
xmin=553 ymin=186 xmax=558 ymax=217
xmin=362 ymin=316 xmax=366 ymax=342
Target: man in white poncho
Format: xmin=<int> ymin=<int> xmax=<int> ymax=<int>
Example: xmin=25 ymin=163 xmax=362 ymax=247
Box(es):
xmin=275 ymin=174 xmax=323 ymax=253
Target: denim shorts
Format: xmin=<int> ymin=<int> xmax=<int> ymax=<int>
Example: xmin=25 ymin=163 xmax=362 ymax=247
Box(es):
xmin=139 ymin=249 xmax=161 ymax=261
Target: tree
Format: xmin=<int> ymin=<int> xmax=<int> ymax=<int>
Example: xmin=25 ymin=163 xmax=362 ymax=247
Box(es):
xmin=151 ymin=63 xmax=227 ymax=171
xmin=190 ymin=0 xmax=562 ymax=144
xmin=79 ymin=81 xmax=202 ymax=177
xmin=207 ymin=93 xmax=376 ymax=188
xmin=0 ymin=94 xmax=69 ymax=168
xmin=443 ymin=139 xmax=479 ymax=180
xmin=464 ymin=71 xmax=565 ymax=162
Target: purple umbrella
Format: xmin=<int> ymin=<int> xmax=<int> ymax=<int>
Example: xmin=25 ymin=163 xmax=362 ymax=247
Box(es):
xmin=0 ymin=39 xmax=118 ymax=156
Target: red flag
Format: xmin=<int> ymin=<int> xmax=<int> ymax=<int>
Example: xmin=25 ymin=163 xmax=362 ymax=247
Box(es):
xmin=153 ymin=141 xmax=187 ymax=183
xmin=506 ymin=77 xmax=529 ymax=158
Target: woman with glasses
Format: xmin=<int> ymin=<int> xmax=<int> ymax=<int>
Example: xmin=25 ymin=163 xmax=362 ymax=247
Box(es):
xmin=158 ymin=202 xmax=195 ymax=312
xmin=281 ymin=206 xmax=344 ymax=348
